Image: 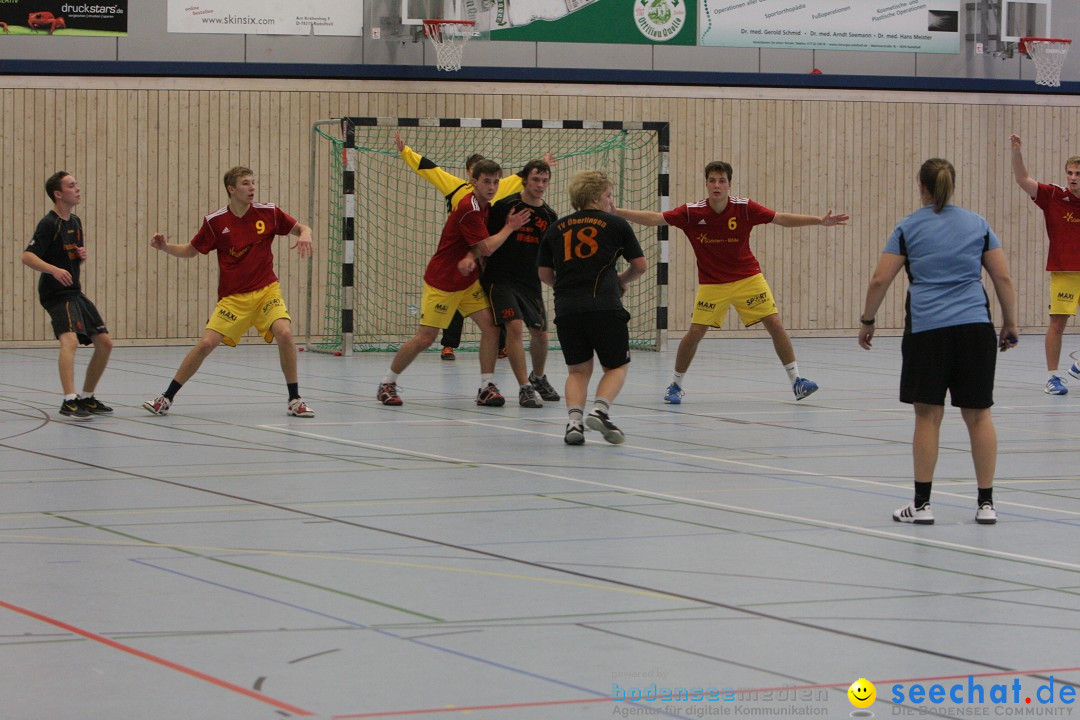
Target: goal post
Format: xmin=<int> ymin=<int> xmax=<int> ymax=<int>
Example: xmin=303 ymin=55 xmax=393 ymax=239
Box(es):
xmin=307 ymin=117 xmax=669 ymax=354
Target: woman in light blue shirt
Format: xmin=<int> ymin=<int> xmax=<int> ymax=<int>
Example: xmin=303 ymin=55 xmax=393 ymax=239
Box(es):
xmin=859 ymin=158 xmax=1018 ymax=526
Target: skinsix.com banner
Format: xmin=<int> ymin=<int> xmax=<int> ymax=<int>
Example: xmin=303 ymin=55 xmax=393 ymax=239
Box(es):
xmin=0 ymin=1 xmax=127 ymax=36
xmin=167 ymin=0 xmax=362 ymax=36
xmin=700 ymin=0 xmax=960 ymax=53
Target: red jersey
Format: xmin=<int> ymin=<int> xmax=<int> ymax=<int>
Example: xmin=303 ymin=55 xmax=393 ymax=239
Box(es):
xmin=1033 ymin=182 xmax=1080 ymax=271
xmin=423 ymin=192 xmax=490 ymax=292
xmin=663 ymin=197 xmax=776 ymax=284
xmin=191 ymin=203 xmax=298 ymax=299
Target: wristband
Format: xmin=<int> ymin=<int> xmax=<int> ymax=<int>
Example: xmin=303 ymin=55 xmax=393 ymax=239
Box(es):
xmin=860 ymin=317 xmax=875 ymax=326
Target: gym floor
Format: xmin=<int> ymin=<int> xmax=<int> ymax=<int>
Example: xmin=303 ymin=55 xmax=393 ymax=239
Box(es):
xmin=1 ymin=336 xmax=1078 ymax=719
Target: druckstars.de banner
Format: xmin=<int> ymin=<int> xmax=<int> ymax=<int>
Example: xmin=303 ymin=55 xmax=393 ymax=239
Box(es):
xmin=0 ymin=1 xmax=127 ymax=37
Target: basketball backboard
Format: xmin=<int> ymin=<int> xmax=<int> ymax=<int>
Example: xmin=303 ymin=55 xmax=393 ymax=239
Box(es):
xmin=1000 ymin=0 xmax=1051 ymax=43
xmin=366 ymin=0 xmax=471 ymax=41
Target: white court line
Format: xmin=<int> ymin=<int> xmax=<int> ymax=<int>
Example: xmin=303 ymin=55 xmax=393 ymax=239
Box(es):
xmin=258 ymin=425 xmax=1080 ymax=573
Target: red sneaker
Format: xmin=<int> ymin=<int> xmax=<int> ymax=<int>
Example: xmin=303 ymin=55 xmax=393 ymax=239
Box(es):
xmin=475 ymin=383 xmax=505 ymax=407
xmin=377 ymin=382 xmax=403 ymax=406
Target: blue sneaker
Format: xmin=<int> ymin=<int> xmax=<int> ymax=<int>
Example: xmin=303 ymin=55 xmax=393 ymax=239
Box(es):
xmin=664 ymin=382 xmax=684 ymax=404
xmin=1045 ymin=376 xmax=1068 ymax=395
xmin=793 ymin=377 xmax=819 ymax=400
xmin=1069 ymin=363 xmax=1080 ymax=380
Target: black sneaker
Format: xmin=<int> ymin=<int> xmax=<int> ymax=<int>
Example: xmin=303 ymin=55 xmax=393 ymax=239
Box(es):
xmin=59 ymin=398 xmax=92 ymax=420
xmin=476 ymin=383 xmax=506 ymax=407
xmin=585 ymin=409 xmax=625 ymax=444
xmin=529 ymin=373 xmax=561 ymax=401
xmin=564 ymin=423 xmax=585 ymax=445
xmin=79 ymin=396 xmax=113 ymax=414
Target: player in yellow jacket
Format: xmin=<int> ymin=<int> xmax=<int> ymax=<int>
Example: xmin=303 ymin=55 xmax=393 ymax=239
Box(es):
xmin=395 ymin=131 xmax=553 ymax=359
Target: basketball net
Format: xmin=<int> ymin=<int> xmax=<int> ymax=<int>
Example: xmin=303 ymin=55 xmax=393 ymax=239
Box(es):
xmin=423 ymin=19 xmax=475 ymax=72
xmin=1019 ymin=37 xmax=1072 ymax=87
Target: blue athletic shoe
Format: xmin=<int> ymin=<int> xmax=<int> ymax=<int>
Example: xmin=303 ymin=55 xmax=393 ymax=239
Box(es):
xmin=1069 ymin=363 xmax=1080 ymax=380
xmin=793 ymin=377 xmax=819 ymax=400
xmin=664 ymin=382 xmax=684 ymax=404
xmin=1045 ymin=376 xmax=1068 ymax=395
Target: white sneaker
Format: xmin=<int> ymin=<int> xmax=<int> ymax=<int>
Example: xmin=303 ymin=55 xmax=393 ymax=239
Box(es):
xmin=143 ymin=395 xmax=171 ymax=415
xmin=893 ymin=502 xmax=934 ymax=525
xmin=975 ymin=502 xmax=997 ymax=525
xmin=287 ymin=398 xmax=315 ymax=417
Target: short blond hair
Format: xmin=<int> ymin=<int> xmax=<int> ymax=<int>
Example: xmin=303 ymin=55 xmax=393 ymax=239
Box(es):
xmin=568 ymin=171 xmax=612 ymax=211
xmin=1067 ymin=157 xmax=1080 ymax=170
xmin=224 ymin=166 xmax=254 ymax=193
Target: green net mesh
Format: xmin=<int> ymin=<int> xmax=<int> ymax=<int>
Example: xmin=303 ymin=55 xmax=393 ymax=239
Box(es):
xmin=308 ymin=127 xmax=346 ymax=354
xmin=317 ymin=122 xmax=662 ymax=353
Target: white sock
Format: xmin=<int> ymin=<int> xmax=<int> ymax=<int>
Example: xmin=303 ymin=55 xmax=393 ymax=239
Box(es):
xmin=784 ymin=362 xmax=799 ymax=384
xmin=592 ymin=397 xmax=611 ymax=415
xmin=672 ymin=371 xmax=685 ymax=387
xmin=1050 ymin=371 xmax=1064 ymax=381
xmin=64 ymin=393 xmax=77 ymax=401
xmin=382 ymin=371 xmax=398 ymax=384
xmin=568 ymin=407 xmax=584 ymax=426
xmin=480 ymin=373 xmax=495 ymax=391
xmin=77 ymin=391 xmax=91 ymax=399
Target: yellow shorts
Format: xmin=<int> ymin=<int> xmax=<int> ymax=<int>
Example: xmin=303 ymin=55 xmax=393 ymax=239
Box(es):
xmin=206 ymin=282 xmax=291 ymax=347
xmin=691 ymin=274 xmax=778 ymax=328
xmin=1049 ymin=272 xmax=1080 ymax=316
xmin=419 ymin=280 xmax=490 ymax=329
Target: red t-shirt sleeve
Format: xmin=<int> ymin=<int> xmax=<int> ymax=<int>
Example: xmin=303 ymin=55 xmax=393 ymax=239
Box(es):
xmin=274 ymin=207 xmax=298 ymax=236
xmin=662 ymin=204 xmax=690 ymax=228
xmin=459 ymin=208 xmax=489 ymax=247
xmin=1034 ymin=182 xmax=1055 ymax=210
xmin=190 ymin=217 xmax=217 ymax=255
xmin=745 ymin=199 xmax=777 ymax=225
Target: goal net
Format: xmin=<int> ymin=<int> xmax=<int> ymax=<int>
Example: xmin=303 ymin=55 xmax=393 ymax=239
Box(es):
xmin=307 ymin=118 xmax=668 ymax=354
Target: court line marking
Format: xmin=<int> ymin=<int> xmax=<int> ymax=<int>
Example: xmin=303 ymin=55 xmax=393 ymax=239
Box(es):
xmin=0 ymin=599 xmax=315 ymax=716
xmin=259 ymin=426 xmax=1080 ymax=572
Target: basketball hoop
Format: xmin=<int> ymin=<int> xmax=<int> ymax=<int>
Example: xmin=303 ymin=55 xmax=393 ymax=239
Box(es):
xmin=423 ymin=19 xmax=475 ymax=72
xmin=1018 ymin=37 xmax=1072 ymax=87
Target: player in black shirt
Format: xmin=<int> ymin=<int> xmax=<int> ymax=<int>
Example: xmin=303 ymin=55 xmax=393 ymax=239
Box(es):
xmin=21 ymin=172 xmax=114 ymax=420
xmin=481 ymin=160 xmax=561 ymax=407
xmin=538 ymin=171 xmax=647 ymax=445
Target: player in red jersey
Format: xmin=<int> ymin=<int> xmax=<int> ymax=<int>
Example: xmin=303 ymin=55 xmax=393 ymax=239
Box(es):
xmin=143 ymin=166 xmax=315 ymax=417
xmin=617 ymin=161 xmax=848 ymax=403
xmin=376 ymin=159 xmax=530 ymax=407
xmin=1010 ymin=133 xmax=1080 ymax=395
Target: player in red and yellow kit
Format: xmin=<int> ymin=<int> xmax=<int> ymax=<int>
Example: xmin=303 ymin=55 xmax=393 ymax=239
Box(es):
xmin=617 ymin=161 xmax=847 ymax=403
xmin=143 ymin=166 xmax=315 ymax=417
xmin=376 ymin=159 xmax=530 ymax=407
xmin=1010 ymin=133 xmax=1080 ymax=395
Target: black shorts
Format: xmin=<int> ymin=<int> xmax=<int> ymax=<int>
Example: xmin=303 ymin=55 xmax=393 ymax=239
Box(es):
xmin=44 ymin=294 xmax=108 ymax=345
xmin=554 ymin=309 xmax=631 ymax=369
xmin=900 ymin=323 xmax=996 ymax=408
xmin=485 ymin=282 xmax=546 ymax=330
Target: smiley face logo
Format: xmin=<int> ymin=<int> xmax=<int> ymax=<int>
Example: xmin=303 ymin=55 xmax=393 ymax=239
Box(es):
xmin=848 ymin=678 xmax=876 ymax=708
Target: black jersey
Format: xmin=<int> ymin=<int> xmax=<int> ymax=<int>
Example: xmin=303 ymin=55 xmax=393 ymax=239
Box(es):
xmin=484 ymin=193 xmax=558 ymax=292
xmin=25 ymin=210 xmax=84 ymax=307
xmin=537 ymin=209 xmax=644 ymax=319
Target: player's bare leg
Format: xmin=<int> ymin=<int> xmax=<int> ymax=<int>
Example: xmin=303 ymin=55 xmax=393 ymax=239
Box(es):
xmin=529 ymin=328 xmax=549 ymax=377
xmin=504 ymin=319 xmax=529 ymax=385
xmin=173 ymin=329 xmax=225 ymax=384
xmin=82 ymin=332 xmax=113 ymax=395
xmin=270 ymin=318 xmax=298 ymax=383
xmin=761 ymin=313 xmax=796 ymax=365
xmin=674 ymin=323 xmax=709 ymax=374
xmin=57 ymin=332 xmax=79 ymax=396
xmin=1046 ymin=314 xmax=1069 ymax=372
xmin=390 ymin=325 xmax=440 ymax=374
xmin=565 ymin=359 xmax=593 ymax=410
xmin=470 ymin=310 xmax=500 ymax=375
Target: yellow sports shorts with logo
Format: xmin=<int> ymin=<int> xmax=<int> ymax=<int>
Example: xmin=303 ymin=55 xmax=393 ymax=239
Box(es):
xmin=206 ymin=281 xmax=291 ymax=347
xmin=420 ymin=280 xmax=490 ymax=329
xmin=691 ymin=273 xmax=778 ymax=328
xmin=1048 ymin=272 xmax=1080 ymax=316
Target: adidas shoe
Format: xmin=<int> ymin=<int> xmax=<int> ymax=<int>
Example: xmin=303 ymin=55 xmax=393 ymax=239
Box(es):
xmin=142 ymin=395 xmax=171 ymax=416
xmin=793 ymin=377 xmax=819 ymax=400
xmin=664 ymin=382 xmax=684 ymax=405
xmin=59 ymin=398 xmax=92 ymax=420
xmin=476 ymin=382 xmax=506 ymax=407
xmin=976 ymin=502 xmax=997 ymax=525
xmin=287 ymin=398 xmax=315 ymax=417
xmin=529 ymin=373 xmax=560 ymax=401
xmin=79 ymin=396 xmax=113 ymax=414
xmin=893 ymin=502 xmax=934 ymax=525
xmin=377 ymin=382 xmax=403 ymax=406
xmin=441 ymin=346 xmax=456 ymax=361
xmin=585 ymin=409 xmax=625 ymax=444
xmin=1045 ymin=376 xmax=1068 ymax=395
xmin=518 ymin=385 xmax=543 ymax=408
xmin=564 ymin=423 xmax=585 ymax=445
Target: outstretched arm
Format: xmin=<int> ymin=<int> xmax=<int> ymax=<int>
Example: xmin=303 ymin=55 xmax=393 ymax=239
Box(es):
xmin=1009 ymin=134 xmax=1039 ymax=199
xmin=615 ymin=208 xmax=668 ymax=226
xmin=395 ymin=130 xmax=469 ymax=198
xmin=149 ymin=233 xmax=199 ymax=258
xmin=858 ymin=252 xmax=905 ymax=350
xmin=772 ymin=210 xmax=849 ymax=228
xmin=288 ymin=222 xmax=313 ymax=259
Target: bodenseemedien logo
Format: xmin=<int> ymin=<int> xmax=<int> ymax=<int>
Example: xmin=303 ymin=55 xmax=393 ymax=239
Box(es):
xmin=634 ymin=0 xmax=686 ymax=42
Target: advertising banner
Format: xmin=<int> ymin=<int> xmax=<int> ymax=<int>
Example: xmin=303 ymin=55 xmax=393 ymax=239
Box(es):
xmin=0 ymin=1 xmax=127 ymax=36
xmin=167 ymin=0 xmax=363 ymax=37
xmin=485 ymin=0 xmax=697 ymax=46
xmin=699 ymin=0 xmax=960 ymax=53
